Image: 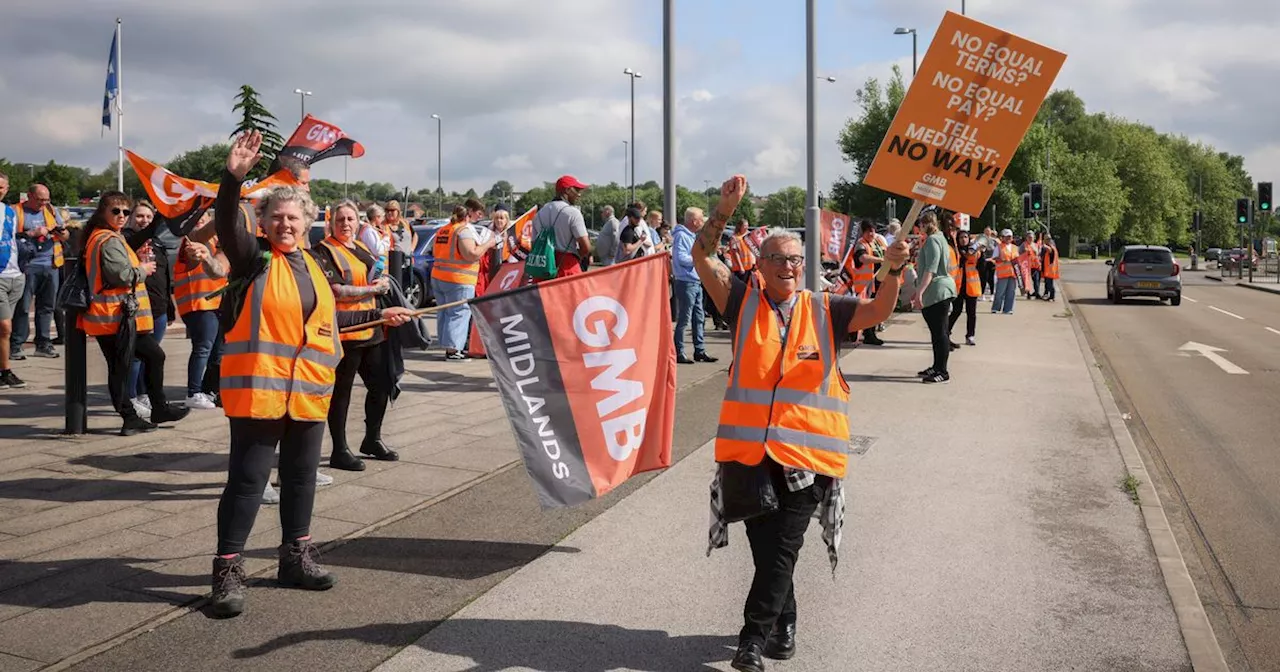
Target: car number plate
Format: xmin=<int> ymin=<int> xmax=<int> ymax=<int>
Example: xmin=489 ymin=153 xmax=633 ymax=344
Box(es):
xmin=1137 ymin=281 xmax=1161 ymax=289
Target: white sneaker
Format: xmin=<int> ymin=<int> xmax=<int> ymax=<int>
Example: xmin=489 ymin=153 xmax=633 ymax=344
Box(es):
xmin=185 ymin=393 xmax=216 ymax=410
xmin=131 ymin=396 xmax=152 ymax=418
xmin=315 ymin=471 xmax=334 ymax=486
xmin=262 ymin=482 xmax=280 ymax=505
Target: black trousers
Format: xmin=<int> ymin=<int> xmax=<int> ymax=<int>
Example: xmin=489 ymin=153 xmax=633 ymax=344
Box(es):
xmin=980 ymin=260 xmax=995 ymax=295
xmin=704 ymin=287 xmax=727 ymax=328
xmin=922 ymin=298 xmax=953 ymax=374
xmin=740 ymin=459 xmax=827 ymax=647
xmin=948 ymin=295 xmax=978 ymax=339
xmin=327 ymin=343 xmax=389 ymax=454
xmin=217 ymin=417 xmax=324 ymax=555
xmin=95 ymin=332 xmax=168 ymax=420
xmin=1043 ymin=277 xmax=1056 ymax=300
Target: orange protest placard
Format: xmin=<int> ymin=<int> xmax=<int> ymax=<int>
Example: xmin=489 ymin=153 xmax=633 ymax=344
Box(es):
xmin=862 ymin=12 xmax=1066 ymax=216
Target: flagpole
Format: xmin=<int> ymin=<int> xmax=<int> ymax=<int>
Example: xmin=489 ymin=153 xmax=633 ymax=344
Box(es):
xmin=115 ymin=18 xmax=124 ymax=192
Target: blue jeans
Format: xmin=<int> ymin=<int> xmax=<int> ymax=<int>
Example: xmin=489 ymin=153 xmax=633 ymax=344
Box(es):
xmin=11 ymin=264 xmax=58 ymax=349
xmin=433 ymin=278 xmax=476 ymax=352
xmin=183 ymin=310 xmax=222 ymax=396
xmin=673 ymin=279 xmax=706 ymax=357
xmin=992 ymin=277 xmax=1017 ymax=314
xmin=129 ymin=313 xmax=167 ymax=398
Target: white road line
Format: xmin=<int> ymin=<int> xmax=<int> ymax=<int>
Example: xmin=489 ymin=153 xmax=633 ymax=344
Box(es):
xmin=1181 ymin=295 xmax=1198 ymax=303
xmin=1267 ymin=327 xmax=1280 ymax=336
xmin=1209 ymin=306 xmax=1245 ymax=320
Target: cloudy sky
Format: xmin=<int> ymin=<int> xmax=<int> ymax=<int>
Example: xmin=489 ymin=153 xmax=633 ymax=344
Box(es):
xmin=1 ymin=0 xmax=1273 ymax=198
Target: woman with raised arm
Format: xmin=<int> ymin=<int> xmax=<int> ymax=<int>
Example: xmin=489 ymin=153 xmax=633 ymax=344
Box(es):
xmin=209 ymin=132 xmax=413 ymax=619
xmin=696 ymin=175 xmax=909 ymax=672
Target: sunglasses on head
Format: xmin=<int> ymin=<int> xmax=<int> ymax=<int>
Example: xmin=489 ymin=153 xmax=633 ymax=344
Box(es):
xmin=111 ymin=207 xmax=132 ymax=216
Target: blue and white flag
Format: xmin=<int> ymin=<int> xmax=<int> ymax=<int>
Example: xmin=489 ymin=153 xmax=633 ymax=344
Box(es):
xmin=102 ymin=30 xmax=118 ymax=129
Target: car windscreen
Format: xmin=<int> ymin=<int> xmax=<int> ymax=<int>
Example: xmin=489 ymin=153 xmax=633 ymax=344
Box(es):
xmin=1122 ymin=249 xmax=1173 ymax=265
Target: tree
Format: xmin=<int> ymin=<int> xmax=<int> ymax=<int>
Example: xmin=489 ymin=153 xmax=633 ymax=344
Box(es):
xmin=760 ymin=187 xmax=806 ymax=228
xmin=165 ymin=144 xmax=232 ymax=183
xmin=33 ymin=161 xmax=84 ymax=206
xmin=833 ymin=66 xmax=908 ymax=217
xmin=485 ymin=180 xmax=514 ymax=200
xmin=230 ymin=85 xmax=285 ymax=180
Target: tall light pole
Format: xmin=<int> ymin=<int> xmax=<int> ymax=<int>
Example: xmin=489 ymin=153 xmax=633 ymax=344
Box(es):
xmin=623 ymin=68 xmax=643 ymax=203
xmin=622 ymin=140 xmax=629 ymax=189
xmin=431 ymin=114 xmax=442 ymax=216
xmin=293 ymin=88 xmax=312 ymax=124
xmin=663 ymin=0 xmax=675 ymax=230
xmin=704 ymin=179 xmax=713 ymax=211
xmin=962 ymin=0 xmax=966 ymax=14
xmin=894 ymin=28 xmax=918 ymax=78
xmin=804 ymin=0 xmax=820 ymax=291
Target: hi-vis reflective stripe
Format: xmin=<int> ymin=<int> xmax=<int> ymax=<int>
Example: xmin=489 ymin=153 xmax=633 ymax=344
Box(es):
xmin=724 ymin=287 xmax=839 ymax=410
xmin=221 ymin=339 xmax=340 ymax=367
xmin=721 ymin=387 xmax=848 ymax=413
xmin=716 ymin=424 xmax=851 ymax=454
xmin=221 ymin=375 xmax=333 ymax=398
xmin=433 ymin=261 xmax=478 ymax=277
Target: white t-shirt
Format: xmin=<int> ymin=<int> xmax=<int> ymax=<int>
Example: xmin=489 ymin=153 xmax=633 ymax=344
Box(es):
xmin=1 ymin=205 xmax=21 ymax=279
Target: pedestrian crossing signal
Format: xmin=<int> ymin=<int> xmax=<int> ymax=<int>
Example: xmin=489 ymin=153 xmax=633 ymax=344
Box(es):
xmin=1259 ymin=182 xmax=1272 ymax=212
xmin=1236 ymin=198 xmax=1251 ymax=224
xmin=1029 ymin=182 xmax=1044 ymax=212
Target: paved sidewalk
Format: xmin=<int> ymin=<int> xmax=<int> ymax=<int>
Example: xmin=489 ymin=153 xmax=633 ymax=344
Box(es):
xmin=0 ymin=317 xmax=734 ymax=671
xmin=377 ymin=297 xmax=1194 ymax=671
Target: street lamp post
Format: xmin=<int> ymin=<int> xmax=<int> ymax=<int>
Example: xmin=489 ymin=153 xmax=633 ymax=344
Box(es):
xmin=293 ymin=88 xmax=312 ymax=124
xmin=623 ymin=140 xmax=629 ymax=188
xmin=704 ymin=179 xmax=713 ymax=212
xmin=804 ymin=0 xmax=820 ymax=290
xmin=623 ymin=68 xmax=642 ymax=203
xmin=431 ymin=114 xmax=442 ymax=217
xmin=894 ymin=28 xmax=918 ymax=78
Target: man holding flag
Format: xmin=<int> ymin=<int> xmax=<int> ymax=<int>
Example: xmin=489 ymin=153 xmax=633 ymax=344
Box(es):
xmin=696 ymin=175 xmax=909 ymax=672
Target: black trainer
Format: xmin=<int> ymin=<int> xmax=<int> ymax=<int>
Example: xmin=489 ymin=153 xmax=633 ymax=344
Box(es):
xmin=277 ymin=539 xmax=336 ymax=591
xmin=0 ymin=370 xmax=26 ymax=389
xmin=149 ymin=402 xmax=190 ymax=424
xmin=120 ymin=415 xmax=158 ymax=436
xmin=210 ymin=555 xmax=247 ymax=619
xmin=923 ymin=371 xmax=951 ymax=384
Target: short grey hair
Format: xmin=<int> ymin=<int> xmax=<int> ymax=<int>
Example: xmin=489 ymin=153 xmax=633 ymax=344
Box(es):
xmin=366 ymin=204 xmax=385 ymax=220
xmin=256 ymin=186 xmax=319 ymax=224
xmin=759 ymin=227 xmax=801 ymax=255
xmin=332 ymin=199 xmax=362 ymax=221
xmin=887 ymin=220 xmax=902 ymax=235
xmin=683 ymin=207 xmax=705 ymax=226
xmin=601 ymin=205 xmax=614 ymax=217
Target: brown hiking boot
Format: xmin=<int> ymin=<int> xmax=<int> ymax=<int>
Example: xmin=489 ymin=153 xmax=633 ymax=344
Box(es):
xmin=210 ymin=555 xmax=247 ymax=618
xmin=277 ymin=539 xmax=336 ymax=591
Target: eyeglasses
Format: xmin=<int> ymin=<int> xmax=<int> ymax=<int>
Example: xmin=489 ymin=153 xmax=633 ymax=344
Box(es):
xmin=762 ymin=254 xmax=804 ymax=268
xmin=111 ymin=207 xmax=132 ymax=216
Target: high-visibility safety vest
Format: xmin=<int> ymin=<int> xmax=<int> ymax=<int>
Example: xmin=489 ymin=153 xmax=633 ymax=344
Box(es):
xmin=726 ymin=233 xmax=757 ymax=273
xmin=79 ymin=228 xmax=154 ymax=336
xmin=319 ymin=238 xmax=377 ymax=342
xmin=961 ymin=250 xmax=982 ymax=297
xmin=948 ymin=244 xmax=962 ymax=289
xmin=995 ymin=243 xmax=1018 ymax=279
xmin=15 ymin=206 xmax=64 ymax=267
xmin=173 ymin=237 xmax=227 ymax=316
xmin=431 ymin=221 xmax=480 ymax=286
xmin=220 ymin=249 xmax=342 ymax=421
xmin=715 ymin=279 xmax=851 ymax=479
xmin=1027 ymin=242 xmax=1042 ymax=269
xmin=1042 ymin=246 xmax=1060 ymax=279
xmin=843 ymin=238 xmax=877 ymax=298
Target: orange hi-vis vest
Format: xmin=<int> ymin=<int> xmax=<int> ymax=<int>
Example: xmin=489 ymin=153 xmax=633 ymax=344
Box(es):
xmin=961 ymin=249 xmax=981 ymax=297
xmin=843 ymin=237 xmax=877 ymax=298
xmin=1042 ymin=246 xmax=1060 ymax=279
xmin=948 ymin=244 xmax=962 ymax=289
xmin=715 ymin=279 xmax=851 ymax=479
xmin=431 ymin=221 xmax=480 ymax=286
xmin=320 ymin=238 xmax=377 ymax=342
xmin=79 ymin=228 xmax=154 ymax=336
xmin=1027 ymin=242 xmax=1042 ymax=269
xmin=15 ymin=205 xmax=64 ymax=267
xmin=995 ymin=243 xmax=1018 ymax=279
xmin=173 ymin=237 xmax=227 ymax=316
xmin=220 ymin=249 xmax=342 ymax=421
xmin=727 ymin=233 xmax=757 ymax=273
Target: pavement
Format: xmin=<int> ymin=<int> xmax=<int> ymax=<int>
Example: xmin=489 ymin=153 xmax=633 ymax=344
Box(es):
xmin=1064 ymin=261 xmax=1280 ymax=672
xmin=374 ymin=292 xmax=1195 ymax=671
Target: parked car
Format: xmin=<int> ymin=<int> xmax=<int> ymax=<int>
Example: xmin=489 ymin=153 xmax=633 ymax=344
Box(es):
xmin=406 ymin=222 xmax=445 ymax=308
xmin=1106 ymin=245 xmax=1181 ymax=305
xmin=1204 ymin=247 xmax=1222 ymax=262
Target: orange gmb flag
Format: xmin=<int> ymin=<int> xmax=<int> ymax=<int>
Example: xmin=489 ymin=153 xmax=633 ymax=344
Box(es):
xmin=819 ymin=210 xmax=851 ymax=264
xmin=470 ymin=254 xmax=676 ymax=508
xmin=466 ymin=261 xmax=528 ymax=358
xmin=126 ymin=150 xmax=302 ymax=221
xmin=862 ymin=12 xmax=1066 ymax=216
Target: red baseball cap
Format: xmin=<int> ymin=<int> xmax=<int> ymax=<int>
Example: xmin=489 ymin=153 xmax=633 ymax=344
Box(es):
xmin=555 ymin=175 xmax=589 ymax=191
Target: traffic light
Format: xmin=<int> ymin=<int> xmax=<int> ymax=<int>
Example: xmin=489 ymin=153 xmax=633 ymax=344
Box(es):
xmin=1022 ymin=193 xmax=1033 ymax=219
xmin=1259 ymin=182 xmax=1272 ymax=212
xmin=1236 ymin=198 xmax=1252 ymax=225
xmin=1029 ymin=182 xmax=1044 ymax=212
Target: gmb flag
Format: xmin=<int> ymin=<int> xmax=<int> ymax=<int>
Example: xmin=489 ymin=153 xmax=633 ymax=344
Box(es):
xmin=270 ymin=114 xmax=366 ymax=172
xmin=471 ymin=254 xmax=677 ymax=508
xmin=124 ymin=150 xmax=301 ymax=235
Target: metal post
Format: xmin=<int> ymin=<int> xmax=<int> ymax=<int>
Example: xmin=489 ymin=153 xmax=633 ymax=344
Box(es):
xmin=962 ymin=0 xmax=966 ymax=14
xmin=630 ymin=74 xmax=637 ymax=203
xmin=1045 ymin=119 xmax=1052 ymax=235
xmin=1194 ymin=174 xmax=1202 ymax=270
xmin=803 ymin=0 xmax=821 ymax=291
xmin=1249 ymin=204 xmax=1256 ymax=283
xmin=431 ymin=114 xmax=442 ymax=216
xmin=622 ymin=140 xmax=629 ymax=189
xmin=912 ymin=31 xmax=918 ymax=78
xmin=663 ymin=0 xmax=675 ymax=231
xmin=115 ymin=19 xmax=123 ymax=191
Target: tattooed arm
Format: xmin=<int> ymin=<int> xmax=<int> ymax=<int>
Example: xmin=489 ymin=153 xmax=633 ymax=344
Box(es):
xmin=693 ymin=175 xmax=747 ymax=316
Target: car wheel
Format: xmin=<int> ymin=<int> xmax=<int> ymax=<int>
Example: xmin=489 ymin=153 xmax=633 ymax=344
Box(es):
xmin=1110 ymin=286 xmax=1122 ymax=304
xmin=1171 ymin=293 xmax=1181 ymax=307
xmin=405 ymin=274 xmax=426 ymax=309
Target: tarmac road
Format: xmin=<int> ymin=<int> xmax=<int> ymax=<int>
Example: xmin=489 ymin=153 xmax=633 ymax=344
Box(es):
xmin=1063 ymin=262 xmax=1280 ymax=672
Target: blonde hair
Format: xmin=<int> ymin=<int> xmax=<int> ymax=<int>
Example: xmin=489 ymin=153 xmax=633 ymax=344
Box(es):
xmin=919 ymin=211 xmax=939 ymax=236
xmin=256 ymin=186 xmax=319 ymax=224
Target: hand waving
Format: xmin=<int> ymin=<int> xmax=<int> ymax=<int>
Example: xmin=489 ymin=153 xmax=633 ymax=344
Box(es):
xmin=227 ymin=131 xmax=263 ymax=180
xmin=717 ymin=175 xmax=747 ymax=217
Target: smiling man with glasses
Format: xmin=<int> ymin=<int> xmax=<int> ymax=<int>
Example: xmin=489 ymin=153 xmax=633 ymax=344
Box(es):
xmin=694 ymin=174 xmax=909 ymax=672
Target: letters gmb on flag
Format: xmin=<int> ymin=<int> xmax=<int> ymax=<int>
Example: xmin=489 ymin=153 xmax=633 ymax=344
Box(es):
xmin=269 ymin=114 xmax=366 ymax=172
xmin=471 ymin=254 xmax=677 ymax=508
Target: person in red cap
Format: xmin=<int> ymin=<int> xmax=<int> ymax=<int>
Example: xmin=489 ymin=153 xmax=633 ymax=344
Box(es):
xmin=530 ymin=175 xmax=592 ymax=278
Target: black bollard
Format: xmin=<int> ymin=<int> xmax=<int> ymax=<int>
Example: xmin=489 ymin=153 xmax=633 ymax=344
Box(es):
xmin=63 ymin=309 xmax=88 ymax=435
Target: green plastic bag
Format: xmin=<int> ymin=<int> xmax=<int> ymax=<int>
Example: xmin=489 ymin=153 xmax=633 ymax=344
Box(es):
xmin=526 ymin=227 xmax=559 ymax=280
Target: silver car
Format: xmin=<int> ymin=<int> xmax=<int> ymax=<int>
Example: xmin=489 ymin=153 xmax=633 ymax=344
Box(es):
xmin=1106 ymin=245 xmax=1181 ymax=305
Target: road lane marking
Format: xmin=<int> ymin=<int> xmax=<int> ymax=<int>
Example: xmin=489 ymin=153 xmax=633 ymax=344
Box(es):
xmin=1179 ymin=341 xmax=1249 ymax=375
xmin=1181 ymin=295 xmax=1198 ymax=303
xmin=1209 ymin=306 xmax=1245 ymax=320
xmin=1267 ymin=327 xmax=1280 ymax=336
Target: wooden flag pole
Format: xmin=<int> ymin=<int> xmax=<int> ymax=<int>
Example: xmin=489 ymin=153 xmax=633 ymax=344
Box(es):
xmin=339 ymin=297 xmax=471 ymax=334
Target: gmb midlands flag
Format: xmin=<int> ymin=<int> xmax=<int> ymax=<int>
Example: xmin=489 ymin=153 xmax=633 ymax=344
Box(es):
xmin=471 ymin=254 xmax=677 ymax=508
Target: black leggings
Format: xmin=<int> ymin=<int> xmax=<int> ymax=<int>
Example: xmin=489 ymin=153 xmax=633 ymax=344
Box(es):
xmin=216 ymin=417 xmax=324 ymax=555
xmin=948 ymin=295 xmax=978 ymax=339
xmin=328 ymin=344 xmax=389 ymax=454
xmin=922 ymin=299 xmax=952 ymax=374
xmin=980 ymin=260 xmax=995 ymax=295
xmin=95 ymin=332 xmax=168 ymax=420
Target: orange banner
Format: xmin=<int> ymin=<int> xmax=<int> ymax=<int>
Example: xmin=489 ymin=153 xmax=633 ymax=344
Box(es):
xmin=862 ymin=12 xmax=1066 ymax=216
xmin=467 ymin=261 xmax=528 ymax=358
xmin=125 ymin=150 xmax=302 ymax=220
xmin=819 ymin=210 xmax=851 ymax=264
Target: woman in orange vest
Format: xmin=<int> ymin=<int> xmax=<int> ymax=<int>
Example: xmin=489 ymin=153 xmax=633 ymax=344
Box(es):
xmin=695 ymin=175 xmax=911 ymax=670
xmin=209 ymin=132 xmax=413 ymax=619
xmin=992 ymin=229 xmax=1019 ymax=314
xmin=1040 ymin=237 xmax=1061 ymax=301
xmin=948 ymin=228 xmax=983 ymax=347
xmin=726 ymin=218 xmax=758 ymax=282
xmin=173 ymin=209 xmax=227 ymax=410
xmin=313 ymin=199 xmax=400 ymax=472
xmin=78 ymin=193 xmax=190 ymax=436
xmin=430 ymin=199 xmax=496 ymax=361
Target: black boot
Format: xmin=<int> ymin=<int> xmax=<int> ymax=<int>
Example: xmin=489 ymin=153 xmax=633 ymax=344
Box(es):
xmin=210 ymin=555 xmax=247 ymax=618
xmin=730 ymin=641 xmax=766 ymax=672
xmin=694 ymin=351 xmax=719 ymax=363
xmin=120 ymin=414 xmax=158 ymax=437
xmin=277 ymin=539 xmax=336 ymax=591
xmin=763 ymin=622 xmax=796 ymax=660
xmin=359 ymin=438 xmax=400 ymax=462
xmin=329 ymin=448 xmax=366 ymax=472
xmin=150 ymin=402 xmax=190 ymax=424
